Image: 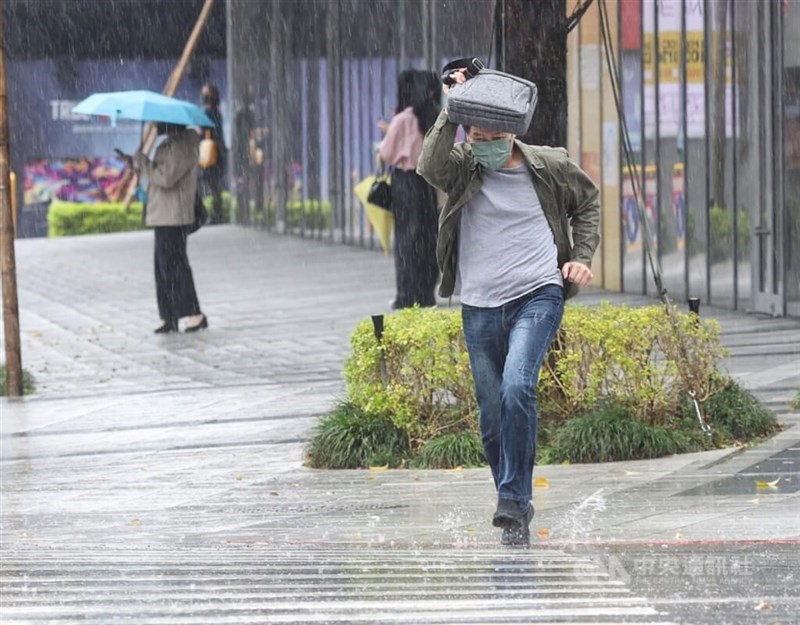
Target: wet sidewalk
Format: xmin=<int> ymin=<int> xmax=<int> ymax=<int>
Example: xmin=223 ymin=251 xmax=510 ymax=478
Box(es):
xmin=1 ymin=227 xmax=799 ymax=624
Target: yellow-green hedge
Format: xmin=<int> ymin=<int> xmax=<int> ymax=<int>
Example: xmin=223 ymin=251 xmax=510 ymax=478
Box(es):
xmin=344 ymin=304 xmax=728 ymax=445
xmin=539 ymin=304 xmax=728 ymax=425
xmin=345 ymin=307 xmax=475 ymax=446
xmin=48 ymin=201 xmax=145 ymax=237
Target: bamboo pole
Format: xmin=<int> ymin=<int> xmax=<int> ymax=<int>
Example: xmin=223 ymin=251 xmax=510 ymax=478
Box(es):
xmin=0 ymin=0 xmax=23 ymax=397
xmin=121 ymin=0 xmax=216 ymax=209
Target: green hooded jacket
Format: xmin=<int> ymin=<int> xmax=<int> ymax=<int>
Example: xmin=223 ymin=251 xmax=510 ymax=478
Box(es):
xmin=417 ymin=109 xmax=601 ymax=300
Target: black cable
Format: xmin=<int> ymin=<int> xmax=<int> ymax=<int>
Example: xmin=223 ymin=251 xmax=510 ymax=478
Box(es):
xmin=567 ymin=0 xmax=596 ymax=34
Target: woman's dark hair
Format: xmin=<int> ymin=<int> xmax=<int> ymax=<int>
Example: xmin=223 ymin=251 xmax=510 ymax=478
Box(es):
xmin=202 ymin=84 xmax=220 ymax=106
xmin=396 ymin=69 xmax=441 ymax=135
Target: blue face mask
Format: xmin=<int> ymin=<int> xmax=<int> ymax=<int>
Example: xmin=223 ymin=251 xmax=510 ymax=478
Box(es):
xmin=470 ymin=138 xmax=513 ymax=170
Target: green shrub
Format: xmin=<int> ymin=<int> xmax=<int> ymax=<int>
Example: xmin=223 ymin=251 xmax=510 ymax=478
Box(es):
xmin=0 ymin=366 xmax=35 ymax=396
xmin=790 ymin=390 xmax=800 ymax=411
xmin=708 ymin=205 xmax=750 ymax=263
xmin=345 ymin=307 xmax=476 ymax=446
xmin=233 ymin=197 xmax=331 ymax=230
xmin=49 ymin=201 xmax=145 ymax=237
xmin=702 ymin=382 xmax=779 ymax=441
xmin=658 ymin=208 xmax=677 ymax=256
xmin=202 ymin=191 xmax=233 ymax=222
xmin=346 ymin=305 xmax=727 ymax=444
xmin=413 ymin=431 xmax=486 ymax=469
xmin=338 ymin=306 xmax=780 ymax=468
xmin=286 ymin=200 xmax=331 ymax=230
xmin=536 ymin=304 xmax=727 ymax=426
xmin=535 ymin=427 xmax=559 ymax=464
xmin=551 ymin=404 xmax=678 ymax=463
xmin=304 ymin=402 xmax=409 ymax=469
xmin=671 ymin=416 xmax=728 ymax=452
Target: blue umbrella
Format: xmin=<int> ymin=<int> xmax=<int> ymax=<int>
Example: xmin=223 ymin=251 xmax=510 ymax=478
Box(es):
xmin=72 ymin=90 xmax=215 ymax=128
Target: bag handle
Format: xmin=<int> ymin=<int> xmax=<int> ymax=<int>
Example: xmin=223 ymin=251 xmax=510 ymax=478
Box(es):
xmin=441 ymin=57 xmax=485 ymax=86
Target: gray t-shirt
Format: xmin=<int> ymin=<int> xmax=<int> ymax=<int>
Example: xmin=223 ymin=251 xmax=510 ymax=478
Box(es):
xmin=457 ymin=163 xmax=563 ymax=307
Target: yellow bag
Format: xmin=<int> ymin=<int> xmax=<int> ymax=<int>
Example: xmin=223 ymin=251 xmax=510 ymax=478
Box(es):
xmin=199 ymin=130 xmax=218 ymax=169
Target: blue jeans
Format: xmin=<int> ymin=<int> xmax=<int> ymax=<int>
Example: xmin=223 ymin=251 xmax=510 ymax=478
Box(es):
xmin=462 ymin=284 xmax=565 ymax=510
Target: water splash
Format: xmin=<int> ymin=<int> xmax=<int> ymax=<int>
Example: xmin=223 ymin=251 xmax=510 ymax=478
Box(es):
xmin=558 ymin=488 xmax=607 ymax=542
xmin=438 ymin=507 xmax=480 ymax=548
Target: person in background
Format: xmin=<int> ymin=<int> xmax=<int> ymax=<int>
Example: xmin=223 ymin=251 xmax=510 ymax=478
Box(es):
xmin=200 ymin=83 xmax=226 ymax=224
xmin=417 ymin=68 xmax=600 ymax=546
xmin=233 ymin=84 xmax=267 ymax=224
xmin=378 ymin=69 xmax=441 ymax=309
xmin=120 ymin=123 xmax=208 ymax=334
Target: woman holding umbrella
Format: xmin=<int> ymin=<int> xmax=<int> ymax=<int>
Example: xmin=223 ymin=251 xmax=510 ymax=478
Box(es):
xmin=121 ymin=121 xmax=208 ymax=334
xmin=73 ymin=91 xmax=213 ymax=333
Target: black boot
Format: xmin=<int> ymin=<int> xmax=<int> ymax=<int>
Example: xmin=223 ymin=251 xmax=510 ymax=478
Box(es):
xmin=501 ymin=504 xmax=534 ymax=547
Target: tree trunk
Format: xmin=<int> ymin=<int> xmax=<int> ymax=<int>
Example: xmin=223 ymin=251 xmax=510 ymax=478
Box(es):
xmin=0 ymin=0 xmax=23 ymax=397
xmin=497 ymin=0 xmax=568 ymax=147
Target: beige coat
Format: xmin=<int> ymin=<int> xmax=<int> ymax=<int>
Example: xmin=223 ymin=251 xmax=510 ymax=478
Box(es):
xmin=135 ymin=129 xmax=200 ymax=227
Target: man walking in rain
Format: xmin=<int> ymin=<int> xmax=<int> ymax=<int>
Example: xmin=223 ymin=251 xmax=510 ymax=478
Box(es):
xmin=417 ymin=68 xmax=600 ymax=546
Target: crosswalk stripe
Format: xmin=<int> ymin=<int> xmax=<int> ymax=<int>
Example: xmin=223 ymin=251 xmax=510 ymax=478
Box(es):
xmin=0 ymin=548 xmax=678 ymax=624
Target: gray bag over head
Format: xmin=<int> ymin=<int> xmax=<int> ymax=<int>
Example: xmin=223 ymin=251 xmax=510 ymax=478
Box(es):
xmin=443 ymin=58 xmax=538 ymax=135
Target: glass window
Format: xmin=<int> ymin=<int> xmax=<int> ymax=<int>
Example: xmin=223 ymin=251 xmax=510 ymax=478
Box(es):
xmin=785 ymin=1 xmax=800 ymax=315
xmin=686 ymin=0 xmax=708 ymax=303
xmin=734 ymin=0 xmax=755 ymax=311
xmin=643 ymin=0 xmax=659 ymax=295
xmin=656 ymin=0 xmax=687 ymax=301
xmin=707 ymin=0 xmax=736 ymax=308
xmin=620 ymin=0 xmax=645 ymax=294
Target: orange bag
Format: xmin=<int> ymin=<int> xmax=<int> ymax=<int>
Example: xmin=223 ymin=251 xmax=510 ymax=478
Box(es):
xmin=199 ymin=130 xmax=218 ymax=169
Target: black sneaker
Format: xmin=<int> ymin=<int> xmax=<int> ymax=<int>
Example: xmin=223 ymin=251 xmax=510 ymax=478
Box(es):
xmin=493 ymin=498 xmax=526 ymax=528
xmin=501 ymin=504 xmax=534 ymax=546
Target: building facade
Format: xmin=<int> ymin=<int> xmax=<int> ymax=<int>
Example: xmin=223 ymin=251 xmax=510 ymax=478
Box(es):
xmin=226 ymin=0 xmax=798 ymax=317
xmin=568 ymin=0 xmax=800 ymax=317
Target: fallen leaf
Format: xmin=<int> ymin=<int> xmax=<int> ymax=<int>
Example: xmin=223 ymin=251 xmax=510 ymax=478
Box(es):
xmin=561 ymin=460 xmax=571 ymax=466
xmin=445 ymin=466 xmax=463 ymax=473
xmin=412 ymin=475 xmax=421 ymax=481
xmin=24 ymin=466 xmax=33 ymax=473
xmin=538 ymin=527 xmax=550 ymax=539
xmin=235 ymin=475 xmax=244 ymax=481
xmin=130 ymin=518 xmax=142 ymax=526
xmin=534 ymin=477 xmax=550 ymax=488
xmin=369 ymin=464 xmax=389 ymax=472
xmin=268 ymin=491 xmax=279 ymax=496
xmin=624 ymin=471 xmax=641 ymax=476
xmin=365 ymin=476 xmax=376 ymax=481
xmin=466 ymin=527 xmax=476 ymax=534
xmin=754 ymin=601 xmax=774 ymax=611
xmin=755 ymin=478 xmax=780 ymax=488
xmin=675 ymin=531 xmax=684 ymax=539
